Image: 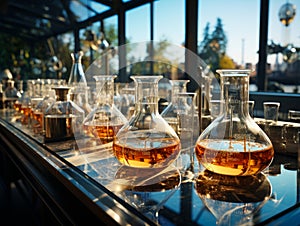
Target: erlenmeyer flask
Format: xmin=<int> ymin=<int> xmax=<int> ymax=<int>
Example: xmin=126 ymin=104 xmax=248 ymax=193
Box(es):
xmin=68 ymin=51 xmax=87 ymax=87
xmin=68 ymin=51 xmax=91 ymax=116
xmin=195 ymin=70 xmax=274 ymax=176
xmin=113 ymin=75 xmax=181 ymax=169
xmin=161 ymin=79 xmax=190 ymax=134
xmin=83 ymin=75 xmax=127 ymax=144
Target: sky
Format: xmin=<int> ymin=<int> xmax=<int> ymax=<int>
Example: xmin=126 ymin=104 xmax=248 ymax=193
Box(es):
xmin=123 ymin=0 xmax=300 ymax=68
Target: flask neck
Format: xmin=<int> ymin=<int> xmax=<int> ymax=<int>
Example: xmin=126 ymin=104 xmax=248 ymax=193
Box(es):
xmin=170 ymin=80 xmax=189 ymax=102
xmin=54 ymin=87 xmax=70 ymax=101
xmin=94 ymin=76 xmax=115 ymax=106
xmin=221 ymin=73 xmax=250 ymax=117
xmin=131 ymin=76 xmax=162 ymax=114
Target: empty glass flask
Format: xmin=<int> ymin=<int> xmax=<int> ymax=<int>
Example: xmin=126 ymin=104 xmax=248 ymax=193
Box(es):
xmin=68 ymin=51 xmax=91 ymax=116
xmin=161 ymin=79 xmax=190 ymax=134
xmin=195 ymin=70 xmax=274 ymax=176
xmin=113 ymin=75 xmax=181 ymax=169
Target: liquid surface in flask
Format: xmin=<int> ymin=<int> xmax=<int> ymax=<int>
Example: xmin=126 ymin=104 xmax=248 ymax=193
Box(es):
xmin=83 ymin=123 xmax=123 ymax=143
xmin=195 ymin=139 xmax=274 ymax=176
xmin=113 ymin=131 xmax=181 ymax=168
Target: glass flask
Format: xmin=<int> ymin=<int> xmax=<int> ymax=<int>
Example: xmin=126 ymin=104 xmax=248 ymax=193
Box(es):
xmin=19 ymin=91 xmax=32 ymax=125
xmin=172 ymin=92 xmax=199 ymax=180
xmin=68 ymin=51 xmax=91 ymax=116
xmin=195 ymin=70 xmax=274 ymax=176
xmin=113 ymin=75 xmax=181 ymax=169
xmin=4 ymin=80 xmax=18 ymax=109
xmin=161 ymin=79 xmax=190 ymax=134
xmin=83 ymin=75 xmax=127 ymax=144
xmin=68 ymin=51 xmax=87 ymax=87
xmin=44 ymin=86 xmax=85 ymax=142
xmin=31 ymin=89 xmax=56 ymax=135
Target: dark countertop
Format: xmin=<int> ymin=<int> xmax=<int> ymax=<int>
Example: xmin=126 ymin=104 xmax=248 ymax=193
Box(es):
xmin=0 ymin=109 xmax=299 ymax=225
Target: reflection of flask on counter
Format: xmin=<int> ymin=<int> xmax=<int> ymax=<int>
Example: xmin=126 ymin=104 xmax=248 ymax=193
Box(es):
xmin=44 ymin=86 xmax=85 ymax=142
xmin=195 ymin=170 xmax=272 ymax=225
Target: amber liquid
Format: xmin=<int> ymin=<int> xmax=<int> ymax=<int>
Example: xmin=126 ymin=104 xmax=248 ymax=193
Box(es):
xmin=44 ymin=115 xmax=74 ymax=141
xmin=195 ymin=139 xmax=274 ymax=176
xmin=32 ymin=111 xmax=44 ymax=134
xmin=83 ymin=124 xmax=123 ymax=143
xmin=13 ymin=102 xmax=22 ymax=112
xmin=20 ymin=106 xmax=32 ymax=125
xmin=113 ymin=137 xmax=181 ymax=168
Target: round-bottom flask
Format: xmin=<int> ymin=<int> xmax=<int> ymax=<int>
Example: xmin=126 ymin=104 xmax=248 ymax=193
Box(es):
xmin=113 ymin=75 xmax=181 ymax=169
xmin=195 ymin=70 xmax=274 ymax=176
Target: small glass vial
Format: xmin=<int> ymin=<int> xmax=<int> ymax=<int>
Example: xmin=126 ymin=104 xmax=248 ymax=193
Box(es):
xmin=44 ymin=86 xmax=85 ymax=142
xmin=195 ymin=70 xmax=274 ymax=176
xmin=113 ymin=75 xmax=181 ymax=169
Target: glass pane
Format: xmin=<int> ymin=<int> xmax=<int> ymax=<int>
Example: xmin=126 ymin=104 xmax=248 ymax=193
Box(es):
xmin=104 ymin=15 xmax=118 ymax=47
xmin=70 ymin=0 xmax=110 ymax=22
xmin=268 ymin=0 xmax=300 ymax=93
xmin=155 ymin=0 xmax=185 ymax=45
xmin=126 ymin=4 xmax=150 ymax=44
xmin=126 ymin=4 xmax=150 ymax=75
xmin=198 ymin=0 xmax=259 ymax=72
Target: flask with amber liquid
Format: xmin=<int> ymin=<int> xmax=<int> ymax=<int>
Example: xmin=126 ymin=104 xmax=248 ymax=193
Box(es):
xmin=195 ymin=70 xmax=274 ymax=176
xmin=113 ymin=75 xmax=181 ymax=169
xmin=44 ymin=86 xmax=85 ymax=142
xmin=83 ymin=75 xmax=127 ymax=144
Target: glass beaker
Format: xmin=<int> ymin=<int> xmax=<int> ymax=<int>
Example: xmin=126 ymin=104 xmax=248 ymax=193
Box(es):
xmin=113 ymin=75 xmax=181 ymax=169
xmin=195 ymin=70 xmax=274 ymax=176
xmin=161 ymin=79 xmax=190 ymax=134
xmin=83 ymin=75 xmax=127 ymax=144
